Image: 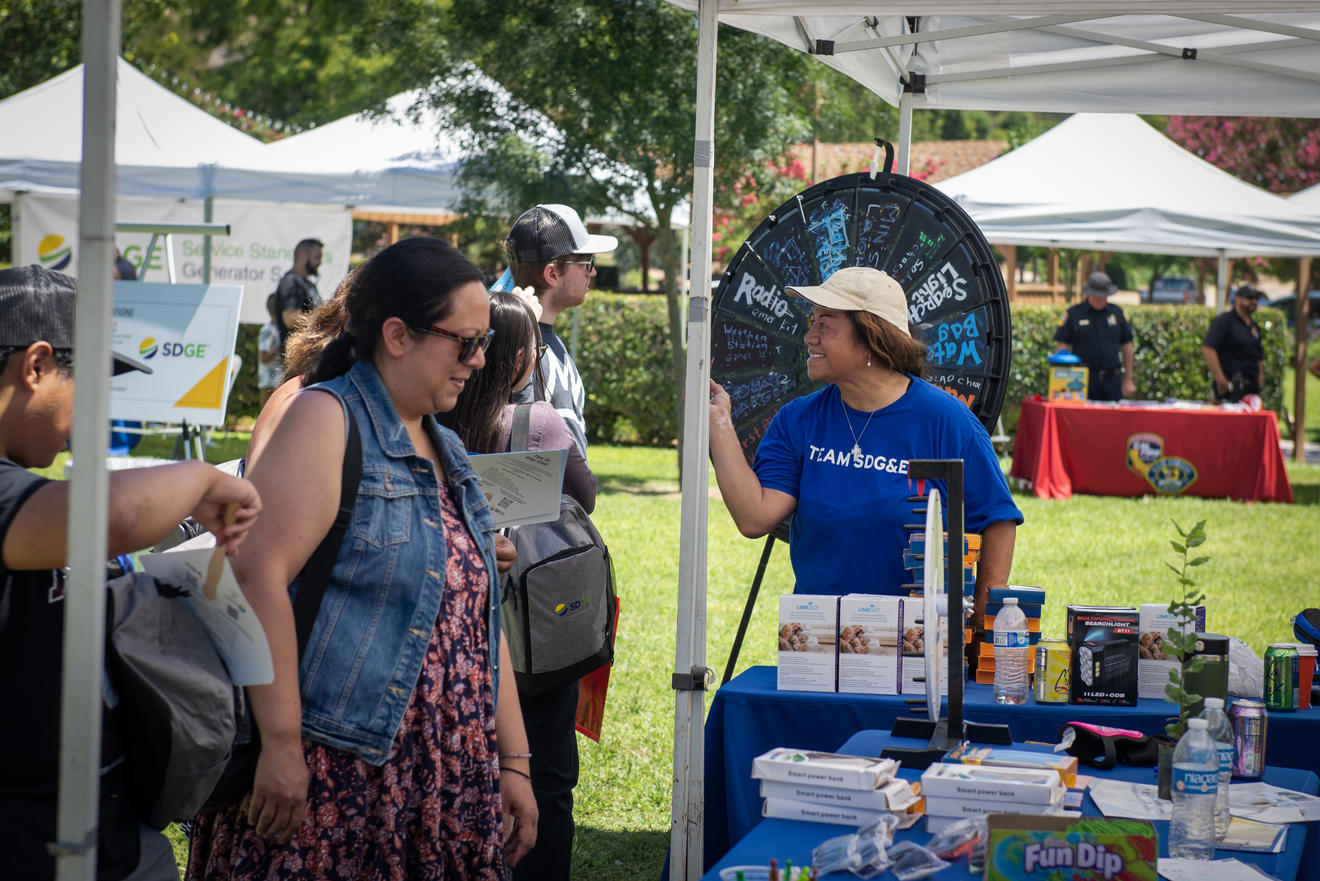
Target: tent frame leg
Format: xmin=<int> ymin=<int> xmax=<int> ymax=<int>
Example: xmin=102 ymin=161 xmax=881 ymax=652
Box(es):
xmin=721 ymin=535 xmax=776 ymax=686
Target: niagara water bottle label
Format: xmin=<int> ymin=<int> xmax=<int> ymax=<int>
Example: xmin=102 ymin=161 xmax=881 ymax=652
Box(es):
xmin=994 ymin=630 xmax=1030 ymax=648
xmin=1172 ymin=767 xmax=1218 ymax=795
xmin=1217 ymin=746 xmax=1233 ymax=773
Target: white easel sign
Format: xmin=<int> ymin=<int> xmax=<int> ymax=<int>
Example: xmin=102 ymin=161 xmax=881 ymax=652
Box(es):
xmin=109 ymin=280 xmax=244 ymax=426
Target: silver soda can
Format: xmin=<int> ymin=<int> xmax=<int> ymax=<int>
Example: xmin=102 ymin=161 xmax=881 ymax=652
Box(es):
xmin=1228 ymin=698 xmax=1268 ymax=778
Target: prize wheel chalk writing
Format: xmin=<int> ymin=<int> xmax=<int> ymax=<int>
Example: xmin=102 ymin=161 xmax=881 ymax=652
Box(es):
xmin=712 ymin=172 xmax=1012 ymax=465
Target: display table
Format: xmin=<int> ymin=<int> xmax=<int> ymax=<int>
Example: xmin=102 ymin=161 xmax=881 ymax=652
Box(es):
xmin=1009 ymin=397 xmax=1292 ymax=502
xmin=701 ymin=730 xmax=1320 ymax=881
xmin=703 ymin=666 xmax=1320 ymax=868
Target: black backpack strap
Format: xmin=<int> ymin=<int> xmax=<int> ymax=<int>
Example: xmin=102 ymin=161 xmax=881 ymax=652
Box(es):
xmin=510 ymin=402 xmax=533 ymax=453
xmin=291 ymin=395 xmax=362 ymax=658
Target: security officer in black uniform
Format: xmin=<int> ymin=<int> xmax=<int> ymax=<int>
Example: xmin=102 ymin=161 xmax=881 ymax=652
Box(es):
xmin=1053 ymin=271 xmax=1136 ymax=401
xmin=1201 ymin=284 xmax=1264 ymax=402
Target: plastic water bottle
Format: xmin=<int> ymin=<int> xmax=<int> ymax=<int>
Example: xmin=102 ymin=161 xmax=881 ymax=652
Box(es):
xmin=993 ymin=597 xmax=1030 ymax=704
xmin=1197 ymin=697 xmax=1234 ymax=838
xmin=1168 ymin=717 xmax=1219 ymax=860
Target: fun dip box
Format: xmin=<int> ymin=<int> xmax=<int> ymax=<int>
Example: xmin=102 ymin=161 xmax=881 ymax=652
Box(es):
xmin=984 ymin=815 xmax=1158 ymax=881
xmin=777 ymin=594 xmax=839 ymax=692
xmin=1137 ymin=603 xmax=1206 ymax=700
xmin=837 ymin=595 xmax=901 ymax=695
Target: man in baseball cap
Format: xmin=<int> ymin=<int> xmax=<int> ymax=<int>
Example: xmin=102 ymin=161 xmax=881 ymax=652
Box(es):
xmin=1053 ymin=270 xmax=1136 ymax=401
xmin=0 ymin=264 xmax=261 ymax=879
xmin=504 ymin=204 xmax=616 ymax=459
xmin=502 ymin=205 xmax=615 ymax=881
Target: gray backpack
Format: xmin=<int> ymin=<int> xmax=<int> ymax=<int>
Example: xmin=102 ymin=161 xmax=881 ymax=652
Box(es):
xmin=501 ymin=404 xmax=616 ymax=694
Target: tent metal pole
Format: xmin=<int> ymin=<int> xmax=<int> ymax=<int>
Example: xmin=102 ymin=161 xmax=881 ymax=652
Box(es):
xmin=1217 ymin=250 xmax=1229 ymax=310
xmin=897 ymin=92 xmax=914 ymax=175
xmin=57 ymin=2 xmax=120 ymax=879
xmin=671 ymin=0 xmax=717 ymax=877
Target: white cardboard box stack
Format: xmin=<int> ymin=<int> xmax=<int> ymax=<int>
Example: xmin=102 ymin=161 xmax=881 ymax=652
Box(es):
xmin=751 ymin=748 xmax=919 ymax=827
xmin=837 ymin=596 xmax=902 ymax=695
xmin=919 ymin=762 xmax=1071 ymax=833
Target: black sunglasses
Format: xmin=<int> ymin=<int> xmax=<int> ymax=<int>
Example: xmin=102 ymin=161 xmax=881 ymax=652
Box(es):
xmin=410 ymin=325 xmax=495 ymax=363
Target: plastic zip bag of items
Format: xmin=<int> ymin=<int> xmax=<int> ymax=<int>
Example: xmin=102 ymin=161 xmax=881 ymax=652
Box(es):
xmin=810 ymin=814 xmax=899 ymax=879
xmin=886 ymin=841 xmax=951 ymax=880
xmin=924 ymin=816 xmax=986 ymax=863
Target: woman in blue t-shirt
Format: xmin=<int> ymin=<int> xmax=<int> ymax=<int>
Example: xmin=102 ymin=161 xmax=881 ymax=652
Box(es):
xmin=708 ymin=266 xmax=1022 ymax=628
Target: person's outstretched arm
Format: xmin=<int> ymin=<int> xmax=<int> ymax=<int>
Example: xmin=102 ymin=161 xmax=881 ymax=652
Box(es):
xmin=708 ymin=380 xmax=796 ymax=538
xmin=3 ymin=459 xmax=260 ymax=571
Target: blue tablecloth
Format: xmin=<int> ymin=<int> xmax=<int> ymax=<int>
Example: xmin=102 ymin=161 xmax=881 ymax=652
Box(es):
xmin=701 ymin=730 xmax=1320 ymax=881
xmin=704 ymin=666 xmax=1320 ymax=870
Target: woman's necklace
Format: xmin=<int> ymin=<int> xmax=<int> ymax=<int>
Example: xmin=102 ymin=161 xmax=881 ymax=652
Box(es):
xmin=841 ymin=397 xmax=877 ymax=460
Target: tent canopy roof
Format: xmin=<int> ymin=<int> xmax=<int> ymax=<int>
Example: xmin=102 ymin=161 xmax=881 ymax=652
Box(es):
xmin=0 ymin=59 xmax=269 ymax=169
xmin=933 ymin=113 xmax=1320 ymax=257
xmin=663 ymin=4 xmax=1320 ymax=117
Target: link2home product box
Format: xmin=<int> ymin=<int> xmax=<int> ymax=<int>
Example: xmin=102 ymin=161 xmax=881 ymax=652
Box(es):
xmin=837 ymin=595 xmax=901 ymax=695
xmin=1066 ymin=605 xmax=1139 ymax=706
xmin=900 ymin=597 xmax=952 ymax=696
xmin=1137 ymin=602 xmax=1206 ymax=700
xmin=777 ymin=595 xmax=839 ymax=692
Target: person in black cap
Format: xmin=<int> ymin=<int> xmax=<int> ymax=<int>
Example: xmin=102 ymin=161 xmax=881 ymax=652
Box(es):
xmin=1053 ymin=270 xmax=1136 ymax=401
xmin=500 ymin=205 xmax=616 ymax=881
xmin=1202 ymin=284 xmax=1265 ymax=403
xmin=505 ymin=204 xmax=617 ymax=459
xmin=0 ymin=265 xmax=261 ymax=881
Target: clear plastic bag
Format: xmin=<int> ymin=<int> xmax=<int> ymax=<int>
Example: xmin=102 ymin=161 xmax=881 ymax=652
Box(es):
xmin=811 ymin=815 xmax=899 ymax=879
xmin=886 ymin=841 xmax=951 ymax=881
xmin=925 ymin=816 xmax=986 ymax=861
xmin=1227 ymin=636 xmax=1264 ymax=699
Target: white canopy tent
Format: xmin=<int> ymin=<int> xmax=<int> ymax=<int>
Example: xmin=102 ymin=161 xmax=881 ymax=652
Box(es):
xmin=256 ymin=82 xmax=688 ymax=229
xmin=0 ymin=58 xmax=270 ymax=200
xmin=663 ymin=6 xmax=1320 ymax=879
xmin=935 ymin=112 xmax=1320 ymax=259
xmin=1292 ymin=181 xmax=1320 ymax=212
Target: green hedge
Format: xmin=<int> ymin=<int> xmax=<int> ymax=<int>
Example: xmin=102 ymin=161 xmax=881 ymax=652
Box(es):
xmin=223 ymin=297 xmax=1292 ymax=445
xmin=573 ymin=292 xmax=676 ymax=446
xmin=225 ymin=324 xmax=263 ymax=426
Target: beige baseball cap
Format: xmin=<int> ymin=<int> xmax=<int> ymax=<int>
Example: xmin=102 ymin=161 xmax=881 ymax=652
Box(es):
xmin=787 ymin=266 xmax=910 ymax=337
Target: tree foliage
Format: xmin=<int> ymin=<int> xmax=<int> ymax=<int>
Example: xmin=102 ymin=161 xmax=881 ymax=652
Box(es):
xmin=1165 ymin=116 xmax=1320 ymax=195
xmin=0 ymin=0 xmax=451 ymax=129
xmin=415 ymin=0 xmax=819 ymax=460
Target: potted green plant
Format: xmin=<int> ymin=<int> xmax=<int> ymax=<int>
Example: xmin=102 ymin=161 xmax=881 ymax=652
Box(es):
xmin=1158 ymin=518 xmax=1209 ymax=798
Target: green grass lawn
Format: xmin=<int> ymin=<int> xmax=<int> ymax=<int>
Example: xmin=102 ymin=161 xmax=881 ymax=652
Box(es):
xmin=40 ymin=431 xmax=1320 ymax=879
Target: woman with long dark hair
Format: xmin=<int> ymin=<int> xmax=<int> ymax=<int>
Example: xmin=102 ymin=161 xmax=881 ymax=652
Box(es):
xmin=188 ymin=238 xmax=537 ymax=879
xmin=437 ymin=291 xmax=595 ymax=512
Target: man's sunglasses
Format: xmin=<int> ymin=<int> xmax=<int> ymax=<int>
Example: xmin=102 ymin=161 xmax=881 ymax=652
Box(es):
xmin=410 ymin=325 xmax=495 ymax=363
xmin=559 ymin=255 xmax=596 ymax=270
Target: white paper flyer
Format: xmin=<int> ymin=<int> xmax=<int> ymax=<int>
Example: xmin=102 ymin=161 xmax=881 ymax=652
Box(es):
xmin=139 ymin=543 xmax=274 ymax=686
xmin=469 ymin=449 xmax=567 ymax=528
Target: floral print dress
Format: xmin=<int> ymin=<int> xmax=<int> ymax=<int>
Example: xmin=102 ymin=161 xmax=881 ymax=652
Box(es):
xmin=187 ymin=480 xmax=504 ymax=881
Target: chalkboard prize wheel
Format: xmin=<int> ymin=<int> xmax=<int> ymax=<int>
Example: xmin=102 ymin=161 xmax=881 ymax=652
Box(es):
xmin=710 ymin=165 xmax=1012 ymax=467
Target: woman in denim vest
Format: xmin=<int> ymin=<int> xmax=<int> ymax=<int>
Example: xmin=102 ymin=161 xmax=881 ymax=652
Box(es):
xmin=188 ymin=238 xmax=537 ymax=879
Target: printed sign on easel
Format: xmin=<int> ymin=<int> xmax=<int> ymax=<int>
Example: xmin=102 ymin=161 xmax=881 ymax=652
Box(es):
xmin=110 ymin=280 xmax=244 ymax=426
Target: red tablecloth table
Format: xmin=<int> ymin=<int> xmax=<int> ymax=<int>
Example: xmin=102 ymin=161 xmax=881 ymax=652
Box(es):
xmin=1010 ymin=397 xmax=1293 ymax=502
